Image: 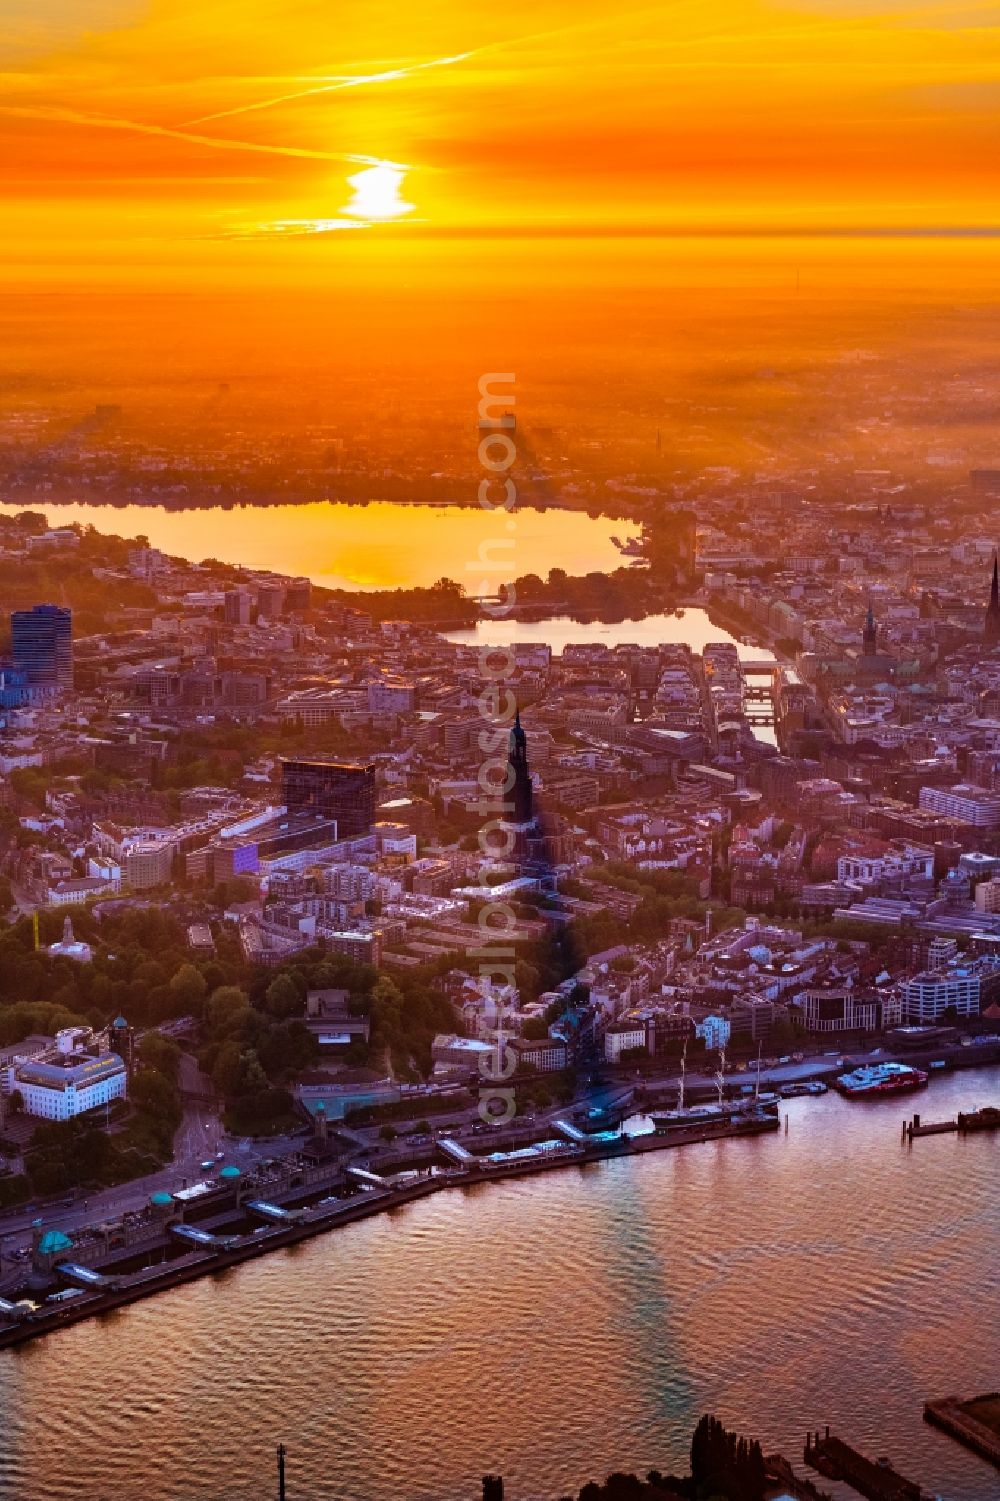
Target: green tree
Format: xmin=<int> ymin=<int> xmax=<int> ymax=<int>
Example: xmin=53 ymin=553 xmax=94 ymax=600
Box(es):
xmin=138 ymin=1033 xmax=181 ymax=1082
xmin=205 ymin=985 xmax=251 ymax=1036
xmin=169 ymin=963 xmax=208 ymax=1012
xmin=130 ymin=1066 xmax=176 ymax=1118
xmin=263 ymin=973 xmax=303 ymax=1020
xmin=514 ymin=958 xmax=541 ymax=999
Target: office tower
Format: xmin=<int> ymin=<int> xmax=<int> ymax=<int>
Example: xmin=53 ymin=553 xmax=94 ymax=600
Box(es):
xmin=281 ymin=758 xmax=376 ymax=837
xmin=0 ymin=665 xmax=29 ymax=708
xmin=11 ymin=603 xmax=73 ymax=690
xmin=986 ymin=554 xmax=1000 ymax=645
xmin=284 ymin=577 xmax=312 ymax=612
xmin=862 ymin=602 xmax=877 ymax=657
xmin=224 ymin=588 xmax=252 ymax=626
xmin=256 ymin=583 xmax=286 ymax=619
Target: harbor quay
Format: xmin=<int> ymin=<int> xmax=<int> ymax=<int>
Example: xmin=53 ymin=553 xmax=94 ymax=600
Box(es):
xmin=0 ymin=1103 xmax=780 ymax=1351
xmin=924 ymin=1394 xmax=1000 ymax=1470
xmin=904 ymin=1105 xmax=1000 ymax=1139
xmin=803 ymin=1428 xmax=928 ymax=1501
xmin=2 ymin=1040 xmax=996 ymax=1319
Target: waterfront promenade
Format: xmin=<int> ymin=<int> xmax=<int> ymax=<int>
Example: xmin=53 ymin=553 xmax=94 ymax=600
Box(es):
xmin=0 ymin=1105 xmax=781 ymax=1349
xmin=3 ymin=1037 xmax=997 ymax=1270
xmin=1 ymin=1068 xmax=996 ymax=1501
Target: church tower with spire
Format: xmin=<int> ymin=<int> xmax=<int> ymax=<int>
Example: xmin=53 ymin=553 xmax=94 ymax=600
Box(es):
xmin=862 ymin=602 xmax=877 ymax=657
xmin=508 ymin=709 xmax=533 ymax=825
xmin=986 ymin=554 xmax=1000 ymax=646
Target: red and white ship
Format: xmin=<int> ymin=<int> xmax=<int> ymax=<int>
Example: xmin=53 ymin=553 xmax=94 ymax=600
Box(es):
xmin=835 ymin=1062 xmax=928 ymax=1098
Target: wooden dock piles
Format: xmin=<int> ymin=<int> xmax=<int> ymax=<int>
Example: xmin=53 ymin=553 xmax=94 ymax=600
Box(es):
xmin=803 ymin=1429 xmax=924 ymax=1501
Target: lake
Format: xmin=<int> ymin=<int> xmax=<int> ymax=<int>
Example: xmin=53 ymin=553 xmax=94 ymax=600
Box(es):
xmin=0 ymin=499 xmax=640 ymax=594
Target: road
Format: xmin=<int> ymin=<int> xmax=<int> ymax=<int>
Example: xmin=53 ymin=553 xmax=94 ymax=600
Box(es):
xmin=0 ymin=1052 xmax=305 ymax=1266
xmin=173 ymin=1053 xmax=222 ymax=1164
xmin=0 ymin=1042 xmax=960 ymax=1267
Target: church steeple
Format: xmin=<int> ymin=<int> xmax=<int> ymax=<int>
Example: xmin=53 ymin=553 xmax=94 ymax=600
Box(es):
xmin=862 ymin=601 xmax=877 ymax=657
xmin=508 ymin=709 xmax=533 ymax=824
xmin=986 ymin=553 xmax=1000 ymax=645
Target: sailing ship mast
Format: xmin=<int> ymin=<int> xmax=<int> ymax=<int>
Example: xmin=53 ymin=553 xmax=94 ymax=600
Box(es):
xmin=715 ymin=1044 xmax=727 ymax=1108
xmin=678 ymin=1037 xmax=687 ymax=1114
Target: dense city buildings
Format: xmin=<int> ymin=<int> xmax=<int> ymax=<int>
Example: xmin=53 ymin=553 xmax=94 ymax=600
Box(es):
xmin=0 ymin=493 xmax=999 ymax=1496
xmin=0 ymin=481 xmax=993 ymax=1501
xmin=5 ymin=0 xmax=1000 ymax=1490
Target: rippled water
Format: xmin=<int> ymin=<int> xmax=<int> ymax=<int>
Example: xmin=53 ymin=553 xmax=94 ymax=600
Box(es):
xmin=2 ymin=1070 xmax=998 ymax=1501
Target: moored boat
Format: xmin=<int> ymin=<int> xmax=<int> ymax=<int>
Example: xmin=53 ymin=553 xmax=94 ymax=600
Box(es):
xmin=651 ymin=1039 xmax=781 ymax=1135
xmin=650 ymin=1096 xmax=780 ymax=1134
xmin=779 ymin=1080 xmax=829 ymax=1099
xmin=835 ymin=1061 xmax=928 ymax=1098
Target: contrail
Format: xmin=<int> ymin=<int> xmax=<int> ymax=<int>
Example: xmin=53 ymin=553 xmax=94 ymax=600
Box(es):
xmin=180 ymin=15 xmax=630 ymax=131
xmin=181 ymin=50 xmax=477 ymax=127
xmin=0 ymin=101 xmax=408 ymax=166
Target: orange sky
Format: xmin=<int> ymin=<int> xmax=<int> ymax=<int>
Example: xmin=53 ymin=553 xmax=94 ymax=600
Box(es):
xmin=2 ymin=0 xmax=1000 ymax=282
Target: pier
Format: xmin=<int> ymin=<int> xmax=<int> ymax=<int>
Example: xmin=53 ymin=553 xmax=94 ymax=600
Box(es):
xmin=924 ymin=1394 xmax=1000 ymax=1470
xmin=169 ymin=1222 xmax=239 ymax=1251
xmin=803 ymin=1429 xmax=925 ymax=1500
xmin=244 ymin=1199 xmax=308 ymax=1225
xmin=904 ymin=1105 xmax=1000 ymax=1139
xmin=55 ymin=1261 xmax=119 ymax=1292
xmin=345 ymin=1166 xmax=390 ymax=1189
xmin=437 ymin=1138 xmax=476 ymax=1166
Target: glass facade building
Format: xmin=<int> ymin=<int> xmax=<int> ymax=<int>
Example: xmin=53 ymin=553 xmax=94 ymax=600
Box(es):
xmin=280 ymin=758 xmax=376 ymax=837
xmin=10 ymin=604 xmax=73 ymax=690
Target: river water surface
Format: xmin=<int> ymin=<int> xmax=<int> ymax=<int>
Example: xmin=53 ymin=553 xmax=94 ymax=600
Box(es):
xmin=1 ymin=1069 xmax=998 ymax=1501
xmin=444 ymin=608 xmax=775 ymax=660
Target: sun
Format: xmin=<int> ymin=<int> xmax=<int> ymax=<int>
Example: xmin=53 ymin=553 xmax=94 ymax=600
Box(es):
xmin=342 ymin=164 xmax=414 ymax=222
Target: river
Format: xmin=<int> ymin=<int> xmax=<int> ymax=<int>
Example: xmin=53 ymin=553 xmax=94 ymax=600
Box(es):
xmin=0 ymin=500 xmax=639 ymax=594
xmin=1 ymin=1068 xmax=997 ymax=1501
xmin=444 ymin=607 xmax=774 ymax=660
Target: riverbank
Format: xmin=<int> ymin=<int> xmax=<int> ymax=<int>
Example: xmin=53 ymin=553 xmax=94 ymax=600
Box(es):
xmin=0 ymin=1111 xmax=778 ymax=1352
xmin=3 ymin=1065 xmax=995 ymax=1501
